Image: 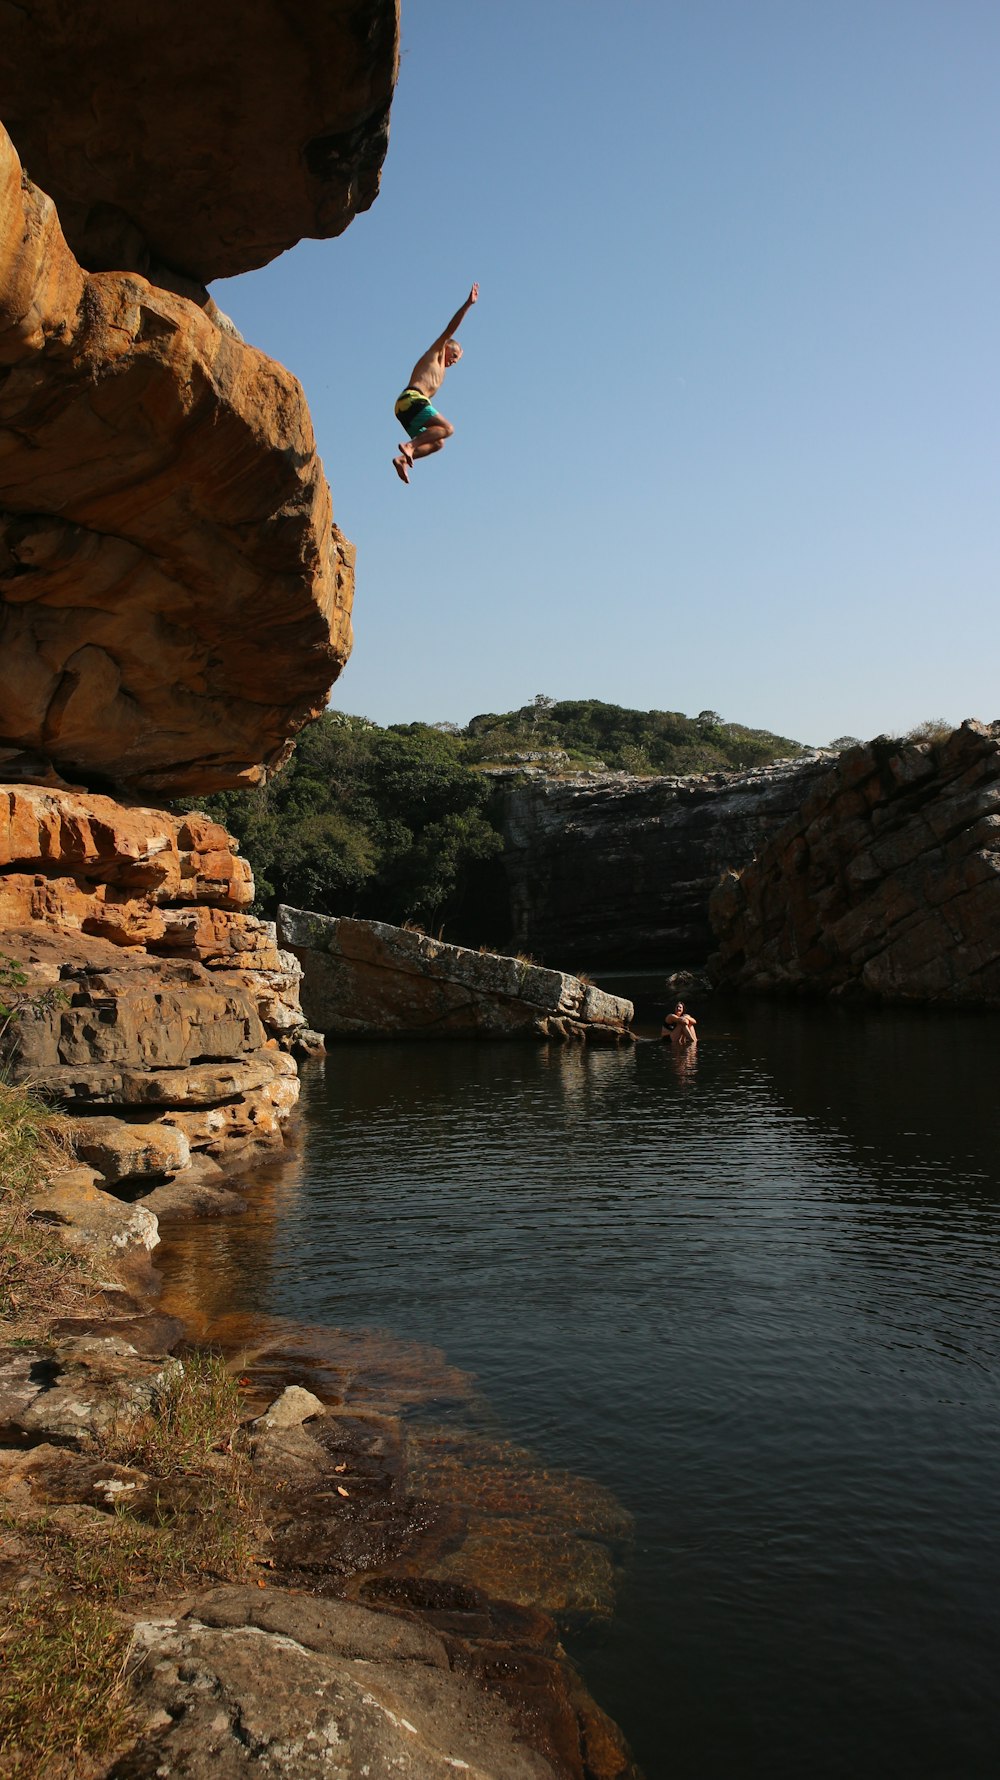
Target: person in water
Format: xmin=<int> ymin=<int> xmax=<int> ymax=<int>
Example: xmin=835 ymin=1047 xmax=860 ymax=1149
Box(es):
xmin=661 ymin=1000 xmax=698 ymax=1048
xmin=392 ymin=282 xmax=478 ymax=483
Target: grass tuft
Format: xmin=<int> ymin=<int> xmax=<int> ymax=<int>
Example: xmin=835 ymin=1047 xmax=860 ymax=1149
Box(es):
xmin=0 ymin=1581 xmax=135 ymax=1777
xmin=101 ymin=1348 xmax=247 ymax=1474
xmin=0 ymin=1077 xmax=95 ymax=1341
xmin=0 ymin=1082 xmax=263 ymax=1771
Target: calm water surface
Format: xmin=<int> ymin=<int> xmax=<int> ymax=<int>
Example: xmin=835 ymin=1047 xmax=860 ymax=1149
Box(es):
xmin=161 ymin=987 xmax=1000 ymax=1779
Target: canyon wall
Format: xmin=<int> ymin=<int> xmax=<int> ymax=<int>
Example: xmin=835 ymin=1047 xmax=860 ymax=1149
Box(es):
xmin=708 ymin=722 xmax=1000 ymax=1004
xmin=490 ymin=757 xmax=831 ymax=968
xmin=3 ymin=788 xmax=307 ymax=1201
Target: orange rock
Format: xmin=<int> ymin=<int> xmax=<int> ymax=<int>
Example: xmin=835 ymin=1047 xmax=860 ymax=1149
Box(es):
xmin=0 ymin=3 xmax=399 ymax=284
xmin=0 ymin=123 xmax=353 ymax=797
xmin=2 ymin=788 xmax=306 ymax=1179
xmin=0 ymin=788 xmax=252 ymax=907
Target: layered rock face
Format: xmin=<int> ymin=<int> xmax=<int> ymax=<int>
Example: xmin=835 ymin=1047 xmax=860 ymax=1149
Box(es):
xmin=4 ymin=787 xmax=306 ymax=1194
xmin=709 ymin=722 xmax=1000 ymax=1003
xmin=491 ymin=758 xmax=831 ymax=968
xmin=0 ymin=121 xmax=354 ymax=797
xmin=0 ymin=2 xmax=398 ymax=1199
xmin=0 ymin=2 xmax=400 ymax=283
xmin=279 ymin=906 xmax=635 ymax=1040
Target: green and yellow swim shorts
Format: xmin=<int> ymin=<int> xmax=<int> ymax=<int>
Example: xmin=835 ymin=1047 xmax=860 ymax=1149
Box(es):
xmin=394 ymin=387 xmax=440 ymax=440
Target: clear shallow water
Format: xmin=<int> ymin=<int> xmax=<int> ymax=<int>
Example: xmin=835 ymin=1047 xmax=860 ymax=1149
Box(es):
xmin=160 ymin=988 xmax=1000 ymax=1779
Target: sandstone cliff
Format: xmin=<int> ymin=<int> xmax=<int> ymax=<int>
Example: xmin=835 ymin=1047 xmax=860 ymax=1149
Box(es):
xmin=489 ymin=757 xmax=831 ymax=968
xmin=3 ymin=789 xmax=307 ymax=1200
xmin=0 ymin=1 xmax=400 ymax=283
xmin=0 ymin=13 xmax=390 ymax=1213
xmin=0 ymin=121 xmax=354 ymax=798
xmin=708 ymin=721 xmax=1000 ymax=1004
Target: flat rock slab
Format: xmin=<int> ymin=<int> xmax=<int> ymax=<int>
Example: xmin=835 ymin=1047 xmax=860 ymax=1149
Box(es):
xmin=28 ymin=1166 xmax=160 ymax=1275
xmin=68 ymin=1115 xmax=190 ymax=1185
xmin=0 ymin=1442 xmax=154 ymax=1515
xmin=278 ymin=906 xmax=634 ymax=1040
xmin=0 ymin=1340 xmax=179 ymax=1443
xmin=116 ymin=1598 xmax=561 ymax=1780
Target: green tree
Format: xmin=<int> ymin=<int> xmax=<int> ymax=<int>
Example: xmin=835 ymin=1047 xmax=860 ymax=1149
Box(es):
xmin=198 ymin=714 xmax=501 ymax=928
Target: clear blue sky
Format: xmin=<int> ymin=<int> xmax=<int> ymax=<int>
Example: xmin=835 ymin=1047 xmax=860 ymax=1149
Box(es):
xmin=216 ymin=0 xmax=999 ymax=747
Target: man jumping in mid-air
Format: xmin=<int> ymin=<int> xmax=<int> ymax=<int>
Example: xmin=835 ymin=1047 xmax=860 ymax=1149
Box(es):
xmin=392 ymin=283 xmax=478 ymax=483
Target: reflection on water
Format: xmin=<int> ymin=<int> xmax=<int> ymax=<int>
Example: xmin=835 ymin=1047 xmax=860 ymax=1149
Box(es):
xmin=158 ymin=1186 xmax=629 ymax=1622
xmin=156 ymin=990 xmax=1000 ymax=1780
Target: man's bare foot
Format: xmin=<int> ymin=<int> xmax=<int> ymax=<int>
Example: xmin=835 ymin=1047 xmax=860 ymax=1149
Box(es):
xmin=398 ymin=440 xmax=415 ymax=464
xmin=392 ymin=454 xmax=410 ymax=484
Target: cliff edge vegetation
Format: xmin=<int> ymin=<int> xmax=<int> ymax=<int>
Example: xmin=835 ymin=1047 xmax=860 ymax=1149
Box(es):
xmin=200 ymin=699 xmax=805 ymax=930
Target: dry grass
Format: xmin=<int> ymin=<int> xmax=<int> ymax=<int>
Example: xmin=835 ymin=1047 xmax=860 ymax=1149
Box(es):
xmin=0 ymin=1082 xmax=263 ymax=1773
xmin=0 ymin=1579 xmax=135 ymax=1779
xmin=0 ymin=1359 xmax=262 ymax=1776
xmin=0 ymin=1078 xmax=97 ymax=1343
xmin=101 ymin=1348 xmax=247 ymax=1475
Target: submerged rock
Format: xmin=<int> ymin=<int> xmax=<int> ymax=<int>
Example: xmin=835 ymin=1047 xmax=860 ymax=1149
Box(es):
xmin=278 ymin=907 xmax=634 ymax=1041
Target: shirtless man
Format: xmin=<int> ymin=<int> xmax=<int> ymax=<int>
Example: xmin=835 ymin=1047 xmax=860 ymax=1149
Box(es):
xmin=661 ymin=1001 xmax=698 ymax=1049
xmin=392 ymin=283 xmax=478 ymax=483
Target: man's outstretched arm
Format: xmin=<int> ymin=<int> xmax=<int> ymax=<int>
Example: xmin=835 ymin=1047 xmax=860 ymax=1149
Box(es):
xmin=433 ymin=282 xmax=479 ymax=348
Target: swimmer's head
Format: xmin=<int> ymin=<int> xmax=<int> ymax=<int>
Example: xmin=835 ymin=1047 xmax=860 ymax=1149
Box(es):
xmin=445 ymin=339 xmax=463 ymax=366
xmin=675 ymin=1001 xmax=685 ymax=1013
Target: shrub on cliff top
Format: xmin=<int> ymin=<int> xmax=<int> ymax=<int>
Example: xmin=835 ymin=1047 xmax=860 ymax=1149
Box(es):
xmin=464 ymin=698 xmax=804 ymax=774
xmin=198 ymin=700 xmax=803 ymax=928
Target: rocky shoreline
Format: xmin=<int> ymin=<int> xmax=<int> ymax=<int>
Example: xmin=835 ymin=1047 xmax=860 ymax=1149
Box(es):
xmin=2 ymin=1124 xmax=640 ymax=1779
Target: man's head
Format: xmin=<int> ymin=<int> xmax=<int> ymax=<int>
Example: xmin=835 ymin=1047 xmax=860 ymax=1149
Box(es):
xmin=444 ymin=339 xmax=463 ymax=366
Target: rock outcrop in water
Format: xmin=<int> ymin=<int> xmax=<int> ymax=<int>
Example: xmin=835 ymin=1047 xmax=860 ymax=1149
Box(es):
xmin=279 ymin=905 xmax=635 ymax=1040
xmin=489 ymin=757 xmax=831 ymax=968
xmin=708 ymin=721 xmax=1000 ymax=1003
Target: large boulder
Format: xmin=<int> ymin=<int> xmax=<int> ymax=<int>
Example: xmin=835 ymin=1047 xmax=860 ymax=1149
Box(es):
xmin=0 ymin=123 xmax=353 ymax=797
xmin=117 ymin=1605 xmax=542 ymax=1779
xmin=0 ymin=2 xmax=399 ymax=284
xmin=708 ymin=721 xmax=1000 ymax=1004
xmin=279 ymin=906 xmax=634 ymax=1040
